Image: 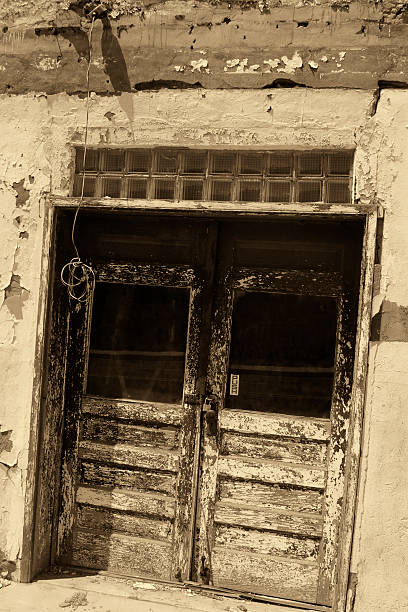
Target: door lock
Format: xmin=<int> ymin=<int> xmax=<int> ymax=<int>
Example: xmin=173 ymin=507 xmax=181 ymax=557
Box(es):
xmin=202 ymin=395 xmax=218 ymax=437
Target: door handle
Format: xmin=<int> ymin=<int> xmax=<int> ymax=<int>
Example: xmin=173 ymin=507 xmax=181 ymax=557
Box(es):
xmin=202 ymin=395 xmax=218 ymax=437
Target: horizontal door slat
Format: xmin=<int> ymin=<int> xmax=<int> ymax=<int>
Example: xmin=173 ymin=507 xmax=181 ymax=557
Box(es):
xmin=79 ymin=441 xmax=179 ymax=472
xmin=218 ymin=480 xmax=323 ymax=514
xmin=77 ymin=505 xmax=173 ymax=541
xmin=76 ymin=486 xmax=175 ymax=519
xmin=95 ymin=262 xmax=194 ymax=287
xmin=221 ymin=410 xmax=330 ymax=441
xmin=81 ymin=461 xmax=177 ymax=495
xmin=221 ymin=432 xmax=327 ymax=465
xmin=72 ymin=528 xmax=172 ymax=579
xmin=218 ymin=455 xmax=326 ymax=489
xmin=215 ymin=502 xmax=323 ymax=537
xmin=83 ymin=396 xmax=183 ymax=426
xmin=215 ymin=525 xmax=319 ymax=561
xmin=212 ymin=549 xmax=319 ymax=603
xmin=82 ymin=418 xmax=179 ymax=449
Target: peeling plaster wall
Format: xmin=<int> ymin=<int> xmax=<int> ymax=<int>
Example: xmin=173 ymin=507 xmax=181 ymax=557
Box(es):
xmin=0 ymin=94 xmax=51 ymax=576
xmin=351 ymin=90 xmax=408 ymax=612
xmin=0 ymin=87 xmax=408 ymax=612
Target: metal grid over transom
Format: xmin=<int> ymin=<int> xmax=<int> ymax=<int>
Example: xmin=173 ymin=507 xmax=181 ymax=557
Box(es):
xmin=73 ymin=148 xmax=353 ymax=204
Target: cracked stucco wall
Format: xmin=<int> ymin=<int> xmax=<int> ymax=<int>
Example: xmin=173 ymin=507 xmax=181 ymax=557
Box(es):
xmin=0 ymin=88 xmax=408 ymax=612
xmin=0 ymin=94 xmax=50 ymax=576
xmin=351 ymin=90 xmax=408 ymax=612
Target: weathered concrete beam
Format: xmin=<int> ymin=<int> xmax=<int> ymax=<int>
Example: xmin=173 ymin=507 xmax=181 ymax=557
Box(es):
xmin=1 ymin=2 xmax=408 ymax=92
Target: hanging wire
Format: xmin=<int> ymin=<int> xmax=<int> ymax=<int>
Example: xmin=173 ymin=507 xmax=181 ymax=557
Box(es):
xmin=61 ymin=13 xmax=98 ymax=304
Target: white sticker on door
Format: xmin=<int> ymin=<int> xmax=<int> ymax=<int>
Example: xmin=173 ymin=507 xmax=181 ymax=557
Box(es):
xmin=230 ymin=373 xmax=240 ymax=396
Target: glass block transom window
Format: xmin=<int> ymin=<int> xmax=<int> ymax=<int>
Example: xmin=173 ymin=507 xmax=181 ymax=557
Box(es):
xmin=73 ymin=148 xmax=353 ymax=204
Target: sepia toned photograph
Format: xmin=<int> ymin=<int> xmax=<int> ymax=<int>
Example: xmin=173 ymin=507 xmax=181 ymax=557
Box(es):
xmin=0 ymin=1 xmax=406 ymax=611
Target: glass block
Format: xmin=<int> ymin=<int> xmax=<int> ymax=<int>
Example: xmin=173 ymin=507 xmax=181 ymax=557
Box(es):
xmin=128 ymin=178 xmax=148 ymax=199
xmin=102 ymin=177 xmax=121 ymax=198
xmin=327 ymin=180 xmax=350 ymax=203
xmin=239 ymin=153 xmax=263 ymax=175
xmin=210 ymin=151 xmax=235 ymax=174
xmin=104 ymin=149 xmax=125 ymax=172
xmin=210 ymin=179 xmax=233 ymax=201
xmin=75 ymin=148 xmax=100 ymax=172
xmin=328 ymin=151 xmax=353 ymax=176
xmin=156 ymin=150 xmax=178 ymax=173
xmin=266 ymin=181 xmax=291 ymax=202
xmin=73 ymin=175 xmax=96 ymax=197
xmin=183 ymin=150 xmax=207 ymax=174
xmin=182 ymin=179 xmax=204 ymax=200
xmin=298 ymin=153 xmax=322 ymax=176
xmin=128 ymin=149 xmax=151 ymax=173
xmin=268 ymin=152 xmax=292 ymax=176
xmin=239 ymin=180 xmax=262 ymax=202
xmin=155 ymin=178 xmax=176 ymax=200
xmin=298 ymin=181 xmax=322 ymax=202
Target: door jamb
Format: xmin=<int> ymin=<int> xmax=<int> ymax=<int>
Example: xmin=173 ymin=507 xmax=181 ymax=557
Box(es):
xmin=22 ymin=201 xmax=377 ymax=612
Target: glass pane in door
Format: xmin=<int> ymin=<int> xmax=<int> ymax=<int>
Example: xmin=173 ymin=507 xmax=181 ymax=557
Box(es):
xmin=226 ymin=291 xmax=337 ymax=418
xmin=86 ymin=283 xmax=189 ymax=402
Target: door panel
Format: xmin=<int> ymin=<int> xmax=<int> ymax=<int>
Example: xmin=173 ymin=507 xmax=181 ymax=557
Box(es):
xmin=58 ymin=263 xmax=203 ymax=582
xmin=196 ymin=263 xmax=349 ymax=606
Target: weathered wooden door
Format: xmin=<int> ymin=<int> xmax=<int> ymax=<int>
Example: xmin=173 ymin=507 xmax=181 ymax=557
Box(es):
xmin=194 ymin=224 xmax=358 ymax=608
xmin=56 ymin=214 xmax=360 ymax=607
xmin=58 ymin=261 xmax=208 ymax=581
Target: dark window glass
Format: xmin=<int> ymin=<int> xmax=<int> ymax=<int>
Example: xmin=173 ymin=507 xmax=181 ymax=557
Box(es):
xmin=327 ymin=180 xmax=350 ymax=203
xmin=298 ymin=153 xmax=322 ymax=176
xmin=210 ymin=180 xmax=232 ymax=201
xmin=76 ymin=148 xmax=100 ymax=172
xmin=266 ymin=181 xmax=291 ymax=202
xmin=238 ymin=180 xmax=262 ymax=202
xmin=128 ymin=149 xmax=151 ymax=173
xmin=183 ymin=179 xmax=204 ymax=200
xmin=239 ymin=153 xmax=263 ymax=175
xmin=183 ymin=151 xmax=207 ymax=174
xmin=211 ymin=151 xmax=235 ymax=174
xmin=268 ymin=152 xmax=292 ymax=176
xmin=73 ymin=175 xmax=96 ymax=197
xmin=298 ymin=181 xmax=322 ymax=202
xmin=104 ymin=150 xmax=125 ymax=172
xmin=155 ymin=179 xmax=175 ymax=200
xmin=128 ymin=178 xmax=148 ymax=199
xmin=102 ymin=177 xmax=121 ymax=198
xmin=226 ymin=292 xmax=337 ymax=418
xmin=156 ymin=150 xmax=178 ymax=173
xmin=87 ymin=284 xmax=189 ymax=403
xmin=328 ymin=152 xmax=353 ymax=176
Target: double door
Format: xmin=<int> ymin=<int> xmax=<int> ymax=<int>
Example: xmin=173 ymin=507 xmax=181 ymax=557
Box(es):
xmin=57 ymin=215 xmax=362 ymax=608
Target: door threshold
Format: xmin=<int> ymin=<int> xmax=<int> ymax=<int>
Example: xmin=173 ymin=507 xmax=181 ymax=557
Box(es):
xmin=45 ymin=566 xmax=330 ymax=612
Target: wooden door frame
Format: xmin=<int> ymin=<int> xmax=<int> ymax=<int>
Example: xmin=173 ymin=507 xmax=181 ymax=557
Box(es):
xmin=22 ymin=200 xmax=376 ymax=612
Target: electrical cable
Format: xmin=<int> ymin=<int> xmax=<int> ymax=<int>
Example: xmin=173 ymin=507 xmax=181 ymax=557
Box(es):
xmin=61 ymin=13 xmax=97 ymax=304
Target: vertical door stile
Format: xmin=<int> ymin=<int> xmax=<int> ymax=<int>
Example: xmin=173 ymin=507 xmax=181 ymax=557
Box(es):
xmin=317 ymin=289 xmax=356 ymax=606
xmin=57 ymin=284 xmax=94 ymax=563
xmin=171 ymin=274 xmax=204 ymax=580
xmin=196 ymin=261 xmax=234 ymax=585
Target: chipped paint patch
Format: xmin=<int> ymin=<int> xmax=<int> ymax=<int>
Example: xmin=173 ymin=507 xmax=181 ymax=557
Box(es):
xmin=278 ymin=52 xmax=303 ymax=74
xmin=263 ymin=59 xmax=280 ymax=70
xmin=34 ymin=55 xmax=61 ymax=71
xmin=190 ymin=59 xmax=208 ymax=73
